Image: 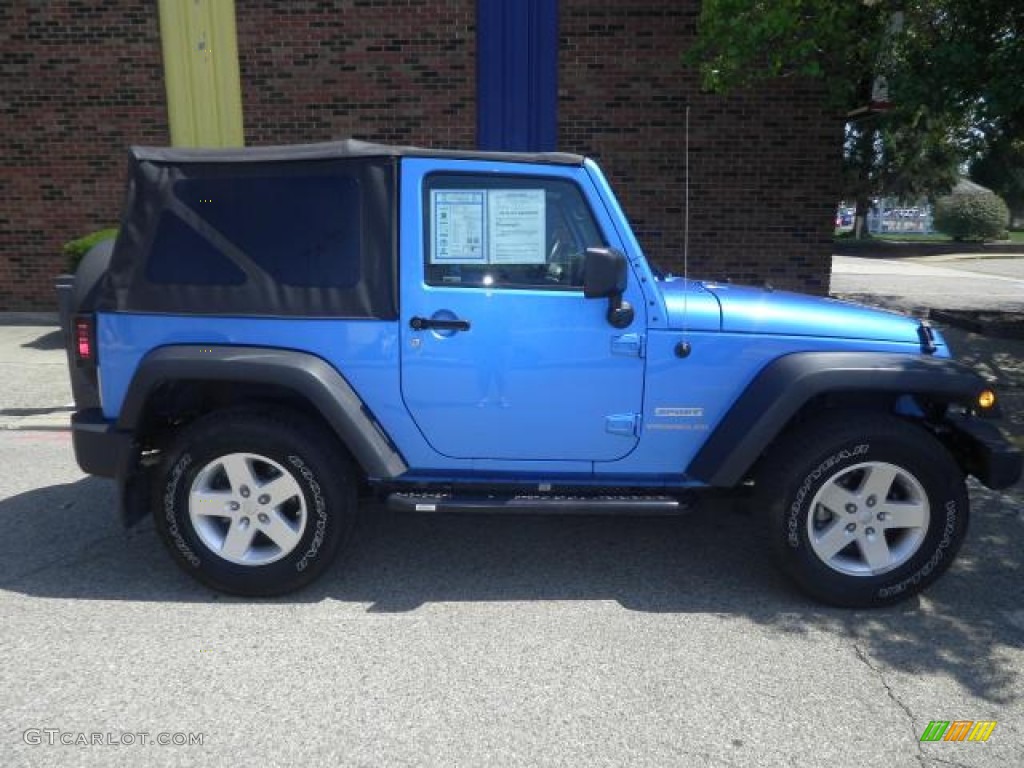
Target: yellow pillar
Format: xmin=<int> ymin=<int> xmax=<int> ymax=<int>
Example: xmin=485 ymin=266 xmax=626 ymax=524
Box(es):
xmin=158 ymin=0 xmax=245 ymax=147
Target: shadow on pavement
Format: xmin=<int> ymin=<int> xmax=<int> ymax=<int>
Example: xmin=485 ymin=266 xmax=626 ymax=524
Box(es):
xmin=943 ymin=325 xmax=1024 ymax=451
xmin=20 ymin=328 xmax=64 ymax=351
xmin=1 ymin=473 xmax=1020 ymax=703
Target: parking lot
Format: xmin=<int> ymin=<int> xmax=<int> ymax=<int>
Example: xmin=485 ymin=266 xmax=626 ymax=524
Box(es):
xmin=1 ymin=256 xmax=1022 ymax=767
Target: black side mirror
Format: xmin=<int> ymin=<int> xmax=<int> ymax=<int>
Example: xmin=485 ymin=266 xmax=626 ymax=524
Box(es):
xmin=583 ymin=247 xmax=627 ymax=298
xmin=583 ymin=247 xmax=634 ymax=328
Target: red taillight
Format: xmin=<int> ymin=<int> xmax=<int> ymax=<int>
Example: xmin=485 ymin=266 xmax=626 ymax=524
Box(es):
xmin=74 ymin=316 xmax=95 ymax=364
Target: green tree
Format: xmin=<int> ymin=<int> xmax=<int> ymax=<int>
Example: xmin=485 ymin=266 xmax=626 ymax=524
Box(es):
xmin=894 ymin=2 xmax=1024 ymax=132
xmin=687 ymin=0 xmax=889 ymax=110
xmin=969 ymin=125 xmax=1024 ymax=227
xmin=842 ymin=109 xmax=961 ymax=237
xmin=688 ymin=0 xmax=1024 ymax=237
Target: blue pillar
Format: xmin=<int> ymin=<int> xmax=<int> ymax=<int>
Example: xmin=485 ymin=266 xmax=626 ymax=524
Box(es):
xmin=476 ymin=0 xmax=559 ymax=152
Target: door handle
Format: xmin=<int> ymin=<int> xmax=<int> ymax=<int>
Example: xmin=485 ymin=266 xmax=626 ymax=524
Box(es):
xmin=410 ymin=316 xmax=471 ymax=332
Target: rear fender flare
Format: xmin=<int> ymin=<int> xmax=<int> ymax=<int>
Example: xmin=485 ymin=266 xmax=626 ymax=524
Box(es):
xmin=118 ymin=345 xmax=408 ymax=480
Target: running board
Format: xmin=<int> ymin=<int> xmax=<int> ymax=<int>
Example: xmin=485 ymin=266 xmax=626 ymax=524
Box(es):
xmin=386 ymin=492 xmax=693 ymax=516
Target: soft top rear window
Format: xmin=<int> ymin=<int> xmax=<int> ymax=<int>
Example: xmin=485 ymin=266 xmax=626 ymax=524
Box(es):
xmin=95 ymin=153 xmax=396 ymax=319
xmin=167 ymin=175 xmax=361 ymax=289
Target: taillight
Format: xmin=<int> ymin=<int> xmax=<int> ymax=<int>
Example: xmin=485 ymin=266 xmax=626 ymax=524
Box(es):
xmin=74 ymin=315 xmax=96 ymax=365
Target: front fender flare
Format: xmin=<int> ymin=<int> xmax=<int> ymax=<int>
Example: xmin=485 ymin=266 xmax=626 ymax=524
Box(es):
xmin=686 ymin=352 xmax=989 ymax=487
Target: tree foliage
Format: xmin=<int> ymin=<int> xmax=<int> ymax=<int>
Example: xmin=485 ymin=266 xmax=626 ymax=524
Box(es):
xmin=842 ymin=109 xmax=961 ymax=207
xmin=689 ymin=0 xmax=1024 ymax=124
xmin=688 ymin=0 xmax=1024 ymax=227
xmin=969 ymin=125 xmax=1024 ymax=225
xmin=894 ymin=2 xmax=1024 ymax=132
xmin=686 ymin=0 xmax=889 ymax=111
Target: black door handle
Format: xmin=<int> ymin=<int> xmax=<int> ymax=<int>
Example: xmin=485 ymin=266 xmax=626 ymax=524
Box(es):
xmin=410 ymin=316 xmax=471 ymax=332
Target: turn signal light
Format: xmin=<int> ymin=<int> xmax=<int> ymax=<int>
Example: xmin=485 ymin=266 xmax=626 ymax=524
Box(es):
xmin=977 ymin=390 xmax=996 ymax=410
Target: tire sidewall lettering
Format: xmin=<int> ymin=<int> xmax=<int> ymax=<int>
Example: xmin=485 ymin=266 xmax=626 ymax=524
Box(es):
xmin=164 ymin=449 xmax=331 ymax=574
xmin=762 ymin=413 xmax=969 ymax=607
xmin=289 ymin=454 xmax=329 ymax=572
xmin=164 ymin=453 xmax=201 ymax=568
xmin=876 ymin=499 xmax=959 ymax=599
xmin=786 ymin=443 xmax=870 ymax=549
xmin=152 ymin=410 xmax=354 ymax=596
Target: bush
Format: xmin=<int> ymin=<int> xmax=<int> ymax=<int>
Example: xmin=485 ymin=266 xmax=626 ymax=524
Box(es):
xmin=933 ymin=192 xmax=1010 ymax=242
xmin=63 ymin=227 xmax=118 ymax=271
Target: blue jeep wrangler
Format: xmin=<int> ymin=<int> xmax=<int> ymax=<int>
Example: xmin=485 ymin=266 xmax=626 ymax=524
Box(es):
xmin=64 ymin=140 xmax=1021 ymax=606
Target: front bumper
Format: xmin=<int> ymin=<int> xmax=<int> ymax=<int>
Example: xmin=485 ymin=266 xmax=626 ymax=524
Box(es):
xmin=945 ymin=415 xmax=1023 ymax=490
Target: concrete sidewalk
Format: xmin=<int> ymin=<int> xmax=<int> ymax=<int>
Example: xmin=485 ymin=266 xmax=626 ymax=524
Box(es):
xmin=831 ymin=253 xmax=1024 ymax=313
xmin=0 ymin=324 xmax=73 ymax=431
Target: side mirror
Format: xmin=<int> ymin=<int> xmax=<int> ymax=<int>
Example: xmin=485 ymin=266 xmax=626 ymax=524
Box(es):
xmin=583 ymin=247 xmax=627 ymax=298
xmin=583 ymin=247 xmax=634 ymax=328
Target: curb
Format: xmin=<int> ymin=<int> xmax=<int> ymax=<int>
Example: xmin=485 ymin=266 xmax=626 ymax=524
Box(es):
xmin=0 ymin=312 xmax=60 ymax=326
xmin=929 ymin=309 xmax=1024 ymax=341
xmin=834 ymin=242 xmax=1024 ymax=259
xmin=1 ymin=408 xmax=72 ymax=431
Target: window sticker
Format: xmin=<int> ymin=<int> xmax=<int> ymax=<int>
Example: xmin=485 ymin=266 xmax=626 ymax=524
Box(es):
xmin=487 ymin=189 xmax=546 ymax=265
xmin=431 ymin=190 xmax=485 ymax=264
xmin=430 ymin=188 xmax=546 ymax=266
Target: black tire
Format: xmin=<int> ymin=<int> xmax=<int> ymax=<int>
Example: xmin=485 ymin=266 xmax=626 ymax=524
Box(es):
xmin=153 ymin=407 xmax=357 ymax=596
xmin=756 ymin=411 xmax=969 ymax=608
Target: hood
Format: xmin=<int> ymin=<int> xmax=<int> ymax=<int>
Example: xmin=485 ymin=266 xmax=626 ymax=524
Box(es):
xmin=702 ymin=282 xmax=924 ymax=343
xmin=658 ymin=278 xmax=723 ymax=331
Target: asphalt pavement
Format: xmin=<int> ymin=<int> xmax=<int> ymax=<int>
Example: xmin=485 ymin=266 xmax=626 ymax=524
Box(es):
xmin=0 ymin=256 xmax=1021 ymax=767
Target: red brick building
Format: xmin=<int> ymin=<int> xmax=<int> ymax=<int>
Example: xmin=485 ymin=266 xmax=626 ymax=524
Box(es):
xmin=0 ymin=0 xmax=841 ymax=311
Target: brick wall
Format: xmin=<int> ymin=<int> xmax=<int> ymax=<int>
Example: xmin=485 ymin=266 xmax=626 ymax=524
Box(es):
xmin=0 ymin=1 xmax=168 ymax=310
xmin=0 ymin=0 xmax=839 ymax=310
xmin=237 ymin=0 xmax=476 ymax=147
xmin=560 ymin=0 xmax=842 ymax=293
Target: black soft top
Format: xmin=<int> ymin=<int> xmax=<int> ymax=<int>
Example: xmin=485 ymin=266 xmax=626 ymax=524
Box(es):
xmin=93 ymin=140 xmax=587 ymax=320
xmin=130 ymin=139 xmax=586 ymax=167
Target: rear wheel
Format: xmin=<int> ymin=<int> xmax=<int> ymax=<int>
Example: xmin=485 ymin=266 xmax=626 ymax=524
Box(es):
xmin=153 ymin=407 xmax=356 ymax=596
xmin=757 ymin=412 xmax=969 ymax=607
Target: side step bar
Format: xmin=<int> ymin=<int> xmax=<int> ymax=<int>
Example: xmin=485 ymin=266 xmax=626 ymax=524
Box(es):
xmin=386 ymin=492 xmax=694 ymax=516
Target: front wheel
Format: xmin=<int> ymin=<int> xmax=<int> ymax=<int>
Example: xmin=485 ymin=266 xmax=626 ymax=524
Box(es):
xmin=757 ymin=412 xmax=969 ymax=608
xmin=153 ymin=407 xmax=356 ymax=596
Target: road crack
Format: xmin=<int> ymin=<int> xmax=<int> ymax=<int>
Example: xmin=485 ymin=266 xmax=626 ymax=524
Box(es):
xmin=851 ymin=641 xmax=928 ymax=766
xmin=925 ymin=758 xmax=974 ymax=768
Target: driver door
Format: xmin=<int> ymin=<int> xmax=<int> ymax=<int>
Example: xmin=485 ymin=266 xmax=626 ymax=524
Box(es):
xmin=398 ymin=160 xmax=646 ymax=463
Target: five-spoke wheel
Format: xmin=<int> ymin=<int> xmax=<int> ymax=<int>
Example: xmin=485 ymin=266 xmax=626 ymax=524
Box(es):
xmin=758 ymin=411 xmax=968 ymax=607
xmin=807 ymin=461 xmax=929 ymax=576
xmin=189 ymin=453 xmax=308 ymax=566
xmin=154 ymin=408 xmax=356 ymax=596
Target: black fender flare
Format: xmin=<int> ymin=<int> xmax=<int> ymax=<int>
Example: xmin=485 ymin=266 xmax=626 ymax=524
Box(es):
xmin=118 ymin=345 xmax=408 ymax=480
xmin=686 ymin=351 xmax=989 ymax=487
